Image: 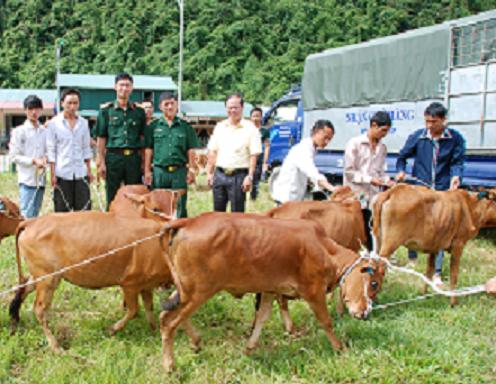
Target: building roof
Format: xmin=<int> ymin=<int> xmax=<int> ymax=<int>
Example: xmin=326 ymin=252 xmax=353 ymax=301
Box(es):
xmin=0 ymin=89 xmax=57 ymax=102
xmin=58 ymin=74 xmax=177 ymax=91
xmin=181 ymin=101 xmax=253 ymax=118
xmin=0 ymin=89 xmax=57 ymax=109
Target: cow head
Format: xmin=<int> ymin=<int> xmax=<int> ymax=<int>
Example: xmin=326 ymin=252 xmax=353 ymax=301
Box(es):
xmin=124 ymin=189 xmax=186 ymax=222
xmin=0 ymin=197 xmax=24 ymax=242
xmin=339 ymin=255 xmax=385 ymax=320
xmin=479 ymin=188 xmax=496 ymax=228
xmin=468 ymin=188 xmax=496 ymax=228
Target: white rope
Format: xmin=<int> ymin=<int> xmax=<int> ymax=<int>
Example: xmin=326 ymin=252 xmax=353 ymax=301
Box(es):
xmin=377 ymin=255 xmax=485 ymax=298
xmin=0 ymin=232 xmax=163 ymax=298
xmin=91 ymin=180 xmax=105 ymax=212
xmin=368 ymin=253 xmax=486 ymax=311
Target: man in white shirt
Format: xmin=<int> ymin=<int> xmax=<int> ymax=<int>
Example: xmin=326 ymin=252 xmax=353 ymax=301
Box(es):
xmin=344 ymin=111 xmax=394 ymax=250
xmin=271 ymin=120 xmax=338 ymax=203
xmin=9 ymin=95 xmax=47 ymax=218
xmin=47 ymin=88 xmax=93 ymax=212
xmin=206 ymin=93 xmax=261 ymax=212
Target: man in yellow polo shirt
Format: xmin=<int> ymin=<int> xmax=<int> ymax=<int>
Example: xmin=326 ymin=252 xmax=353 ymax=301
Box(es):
xmin=206 ymin=93 xmax=261 ymax=212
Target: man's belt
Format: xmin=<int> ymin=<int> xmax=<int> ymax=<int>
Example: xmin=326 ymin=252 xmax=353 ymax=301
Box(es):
xmin=155 ymin=164 xmax=185 ymax=173
xmin=107 ymin=148 xmax=137 ymax=156
xmin=216 ymin=167 xmax=248 ymax=176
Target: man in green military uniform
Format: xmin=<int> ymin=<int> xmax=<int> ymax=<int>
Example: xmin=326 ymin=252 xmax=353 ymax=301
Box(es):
xmin=95 ymin=73 xmax=146 ymax=208
xmin=144 ymin=91 xmax=199 ymax=218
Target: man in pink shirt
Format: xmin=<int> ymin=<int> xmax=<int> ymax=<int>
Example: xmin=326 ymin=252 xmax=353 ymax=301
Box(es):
xmin=344 ymin=111 xmax=394 ymax=250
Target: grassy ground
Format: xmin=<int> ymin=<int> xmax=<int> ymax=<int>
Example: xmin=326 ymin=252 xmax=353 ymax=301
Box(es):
xmin=0 ymin=171 xmax=495 ymax=384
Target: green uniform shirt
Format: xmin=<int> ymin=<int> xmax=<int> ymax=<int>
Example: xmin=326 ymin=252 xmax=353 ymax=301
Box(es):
xmin=95 ymin=100 xmax=146 ymax=148
xmin=145 ymin=115 xmax=200 ymax=166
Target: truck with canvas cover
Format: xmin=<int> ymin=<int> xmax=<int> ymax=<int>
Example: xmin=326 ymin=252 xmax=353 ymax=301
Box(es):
xmin=265 ymin=10 xmax=496 ymax=187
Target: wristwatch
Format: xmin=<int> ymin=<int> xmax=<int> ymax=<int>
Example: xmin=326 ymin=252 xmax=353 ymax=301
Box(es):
xmin=247 ymin=175 xmax=253 ymax=181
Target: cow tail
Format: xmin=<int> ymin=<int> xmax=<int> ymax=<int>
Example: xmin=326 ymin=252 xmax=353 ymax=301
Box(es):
xmin=371 ymin=190 xmax=391 ymax=254
xmin=159 ymin=221 xmax=187 ymax=311
xmin=9 ymin=223 xmax=29 ymax=328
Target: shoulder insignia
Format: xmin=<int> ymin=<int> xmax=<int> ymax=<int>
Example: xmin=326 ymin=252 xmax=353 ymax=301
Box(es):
xmin=100 ymin=102 xmax=113 ymax=109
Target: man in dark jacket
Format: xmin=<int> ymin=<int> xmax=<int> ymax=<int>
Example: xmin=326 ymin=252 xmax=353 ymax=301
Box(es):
xmin=396 ymin=102 xmax=466 ymax=287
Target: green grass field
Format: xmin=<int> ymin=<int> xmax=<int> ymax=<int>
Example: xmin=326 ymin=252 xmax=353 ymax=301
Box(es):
xmin=1 ymin=171 xmax=495 ymax=383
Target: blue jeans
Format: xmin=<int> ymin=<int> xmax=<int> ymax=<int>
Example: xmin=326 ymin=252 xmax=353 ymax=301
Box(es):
xmin=19 ymin=183 xmax=45 ymax=218
xmin=408 ymin=249 xmax=444 ymax=275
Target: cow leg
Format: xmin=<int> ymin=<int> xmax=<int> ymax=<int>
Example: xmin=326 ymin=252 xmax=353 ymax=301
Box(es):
xmin=160 ymin=293 xmax=210 ymax=372
xmin=335 ymin=289 xmax=345 ymax=316
xmin=246 ymin=293 xmax=275 ymax=353
xmin=181 ymin=319 xmax=202 ymax=352
xmin=33 ymin=277 xmax=62 ymax=352
xmin=276 ymin=295 xmax=294 ymax=334
xmin=141 ymin=289 xmax=157 ymax=331
xmin=9 ymin=278 xmax=36 ymax=333
xmin=449 ymin=247 xmax=463 ymax=307
xmin=109 ymin=288 xmax=139 ymax=335
xmin=303 ymin=289 xmax=342 ymax=351
xmin=424 ymin=253 xmax=436 ymax=294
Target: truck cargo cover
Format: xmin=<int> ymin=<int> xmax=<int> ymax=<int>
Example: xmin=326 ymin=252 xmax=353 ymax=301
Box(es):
xmin=302 ymin=24 xmax=450 ymax=109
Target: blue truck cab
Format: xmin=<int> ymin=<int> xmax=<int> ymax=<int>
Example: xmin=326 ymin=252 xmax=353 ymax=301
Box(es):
xmin=263 ymin=87 xmax=303 ymax=168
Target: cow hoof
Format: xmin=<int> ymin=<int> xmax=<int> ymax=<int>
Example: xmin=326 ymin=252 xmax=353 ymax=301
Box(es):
xmin=244 ymin=346 xmax=255 ymax=356
xmin=9 ymin=321 xmax=18 ymax=336
xmin=163 ymin=360 xmax=175 ymax=373
xmin=108 ymin=327 xmax=118 ymax=336
xmin=190 ymin=342 xmax=201 ymax=353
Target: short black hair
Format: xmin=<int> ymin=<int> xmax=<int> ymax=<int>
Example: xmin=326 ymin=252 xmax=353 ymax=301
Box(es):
xmin=115 ymin=72 xmax=134 ymax=84
xmin=159 ymin=91 xmax=178 ymax=104
xmin=424 ymin=102 xmax=447 ymax=118
xmin=311 ymin=119 xmax=334 ymax=135
xmin=23 ymin=95 xmax=43 ymax=110
xmin=225 ymin=92 xmax=244 ymax=106
xmin=250 ymin=107 xmax=263 ymax=116
xmin=370 ymin=111 xmax=391 ymax=127
xmin=60 ymin=88 xmax=80 ymax=102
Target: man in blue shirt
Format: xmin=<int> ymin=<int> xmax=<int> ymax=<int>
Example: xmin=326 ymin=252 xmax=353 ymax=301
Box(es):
xmin=396 ymin=102 xmax=466 ymax=287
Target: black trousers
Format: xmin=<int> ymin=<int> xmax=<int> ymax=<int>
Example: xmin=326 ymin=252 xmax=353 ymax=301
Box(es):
xmin=53 ymin=177 xmax=91 ymax=212
xmin=213 ymin=168 xmax=247 ymax=212
xmin=362 ymin=208 xmax=373 ymax=251
xmin=250 ymin=157 xmax=263 ymax=200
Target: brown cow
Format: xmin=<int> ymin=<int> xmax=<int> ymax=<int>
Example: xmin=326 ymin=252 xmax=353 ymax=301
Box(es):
xmin=0 ymin=196 xmax=23 ymax=243
xmin=267 ymin=199 xmax=367 ymax=252
xmin=9 ymin=197 xmax=198 ymax=351
xmin=109 ymin=184 xmax=185 ymax=220
xmin=266 ymin=198 xmax=368 ymax=331
xmin=158 ymin=213 xmax=385 ymax=371
xmin=372 ymin=184 xmax=496 ymax=305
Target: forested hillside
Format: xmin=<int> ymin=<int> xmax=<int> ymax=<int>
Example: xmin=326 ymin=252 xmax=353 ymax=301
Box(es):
xmin=1 ymin=0 xmax=495 ymax=103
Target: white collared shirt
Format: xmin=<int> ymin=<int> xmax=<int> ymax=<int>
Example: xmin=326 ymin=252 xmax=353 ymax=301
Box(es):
xmin=208 ymin=118 xmax=261 ymax=169
xmin=9 ymin=120 xmax=47 ymax=187
xmin=271 ymin=137 xmax=326 ymax=203
xmin=344 ymin=134 xmax=389 ymax=206
xmin=46 ymin=113 xmax=92 ymax=180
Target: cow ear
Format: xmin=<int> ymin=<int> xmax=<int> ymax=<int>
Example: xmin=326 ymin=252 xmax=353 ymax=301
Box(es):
xmin=360 ymin=266 xmax=375 ymax=275
xmin=124 ymin=193 xmax=146 ymax=204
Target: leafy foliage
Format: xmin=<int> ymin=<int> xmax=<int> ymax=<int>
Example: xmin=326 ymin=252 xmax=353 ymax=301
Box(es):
xmin=1 ymin=0 xmax=495 ymax=103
